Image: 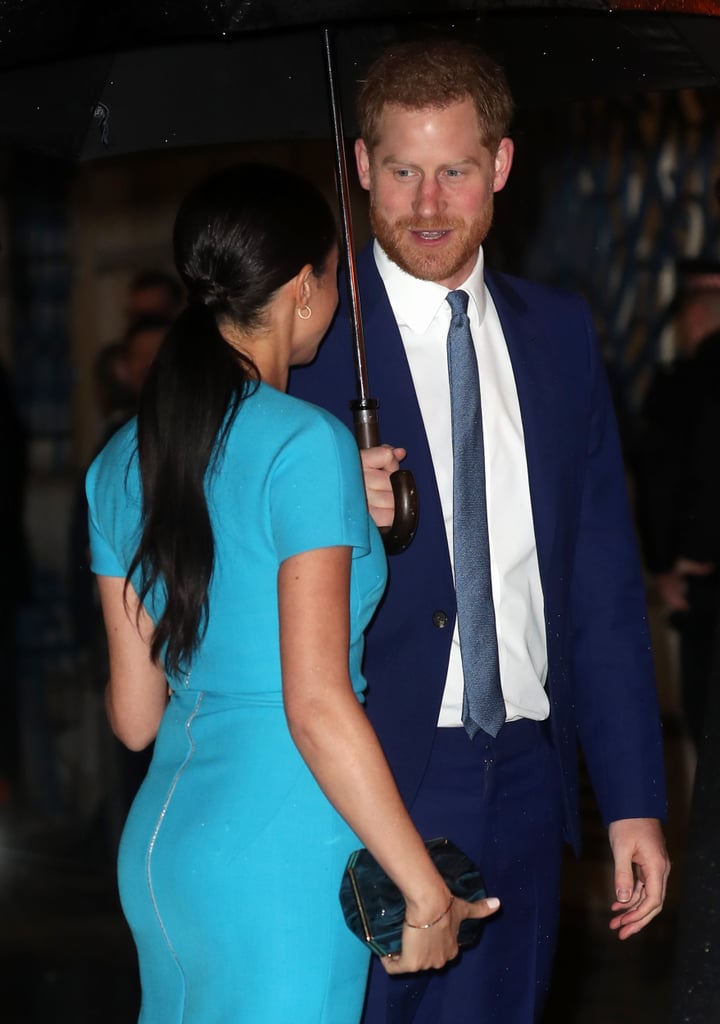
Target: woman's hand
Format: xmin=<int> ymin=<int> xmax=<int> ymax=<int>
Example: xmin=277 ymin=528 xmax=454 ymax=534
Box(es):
xmin=382 ymin=894 xmax=501 ymax=975
xmin=280 ymin=546 xmax=499 ymax=977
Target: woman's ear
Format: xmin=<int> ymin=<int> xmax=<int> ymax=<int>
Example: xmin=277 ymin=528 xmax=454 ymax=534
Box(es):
xmin=293 ymin=263 xmax=315 ymax=308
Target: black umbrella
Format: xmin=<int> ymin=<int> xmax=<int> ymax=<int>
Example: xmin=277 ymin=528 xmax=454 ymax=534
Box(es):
xmin=2 ymin=0 xmax=720 ymax=550
xmin=2 ymin=8 xmax=434 ymax=547
xmin=2 ymin=2 xmax=720 ymax=162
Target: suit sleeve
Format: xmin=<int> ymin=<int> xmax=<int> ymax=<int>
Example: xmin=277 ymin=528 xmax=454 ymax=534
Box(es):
xmin=569 ymin=303 xmax=667 ymax=825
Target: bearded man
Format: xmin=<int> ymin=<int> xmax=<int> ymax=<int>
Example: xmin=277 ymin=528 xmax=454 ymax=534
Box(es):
xmin=292 ymin=38 xmax=669 ymax=1024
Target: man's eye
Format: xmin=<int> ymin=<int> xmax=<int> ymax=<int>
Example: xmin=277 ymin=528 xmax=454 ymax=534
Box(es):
xmin=394 ymin=168 xmax=412 ymax=178
xmin=445 ymin=168 xmax=463 ymax=178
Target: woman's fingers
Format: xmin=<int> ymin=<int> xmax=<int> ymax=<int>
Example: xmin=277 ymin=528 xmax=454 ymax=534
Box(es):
xmin=380 ymin=896 xmax=500 ymax=974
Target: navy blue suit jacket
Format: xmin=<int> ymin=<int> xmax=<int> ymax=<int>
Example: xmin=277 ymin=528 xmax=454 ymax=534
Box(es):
xmin=291 ymin=244 xmax=667 ymax=850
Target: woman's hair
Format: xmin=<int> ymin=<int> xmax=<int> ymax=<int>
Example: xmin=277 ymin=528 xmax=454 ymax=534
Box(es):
xmin=356 ymin=38 xmax=514 ymax=155
xmin=127 ymin=163 xmax=337 ymax=674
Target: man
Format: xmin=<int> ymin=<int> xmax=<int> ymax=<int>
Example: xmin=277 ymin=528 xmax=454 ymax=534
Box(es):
xmin=125 ymin=268 xmax=183 ymax=325
xmin=0 ymin=360 xmax=29 ymax=808
xmin=123 ymin=313 xmax=173 ymax=399
xmin=671 ymin=177 xmax=720 ymax=1024
xmin=292 ymin=39 xmax=669 ymax=1023
xmin=635 ymin=259 xmax=720 ymax=747
xmin=69 ymin=313 xmax=172 ymax=853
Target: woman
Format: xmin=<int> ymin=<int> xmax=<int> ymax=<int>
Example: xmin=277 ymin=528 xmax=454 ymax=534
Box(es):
xmin=86 ymin=163 xmax=498 ymax=1023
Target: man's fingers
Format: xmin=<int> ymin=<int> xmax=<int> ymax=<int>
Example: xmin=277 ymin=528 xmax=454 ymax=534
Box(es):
xmin=614 ymin=866 xmax=636 ymax=904
xmin=611 ymin=877 xmax=645 ymax=911
xmin=675 ymin=558 xmax=714 ymax=576
xmin=609 ymin=883 xmax=664 ymax=939
xmin=359 ymin=444 xmax=406 ymax=473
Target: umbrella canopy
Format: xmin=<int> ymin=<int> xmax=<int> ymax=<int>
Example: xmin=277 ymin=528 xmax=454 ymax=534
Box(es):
xmin=2 ymin=0 xmax=719 ymax=551
xmin=0 ymin=1 xmax=719 ymax=163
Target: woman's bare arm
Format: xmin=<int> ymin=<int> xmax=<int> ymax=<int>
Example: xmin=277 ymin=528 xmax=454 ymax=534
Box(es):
xmin=97 ymin=575 xmax=169 ymax=750
xmin=278 ymin=546 xmax=498 ymax=973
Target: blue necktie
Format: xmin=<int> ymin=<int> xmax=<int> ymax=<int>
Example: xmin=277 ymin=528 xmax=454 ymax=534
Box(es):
xmin=446 ymin=289 xmax=504 ymax=739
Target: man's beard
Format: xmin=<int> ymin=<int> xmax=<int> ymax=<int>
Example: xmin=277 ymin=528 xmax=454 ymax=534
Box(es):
xmin=369 ymin=199 xmax=493 ymax=284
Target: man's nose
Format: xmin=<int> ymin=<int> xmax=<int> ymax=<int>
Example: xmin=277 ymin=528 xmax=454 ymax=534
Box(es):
xmin=413 ymin=176 xmax=444 ymax=218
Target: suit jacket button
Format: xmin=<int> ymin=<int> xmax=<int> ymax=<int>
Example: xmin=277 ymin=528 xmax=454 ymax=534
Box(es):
xmin=432 ymin=610 xmax=449 ymax=629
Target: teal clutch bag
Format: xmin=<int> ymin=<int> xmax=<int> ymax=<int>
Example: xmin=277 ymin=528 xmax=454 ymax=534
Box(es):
xmin=339 ymin=837 xmax=487 ymax=957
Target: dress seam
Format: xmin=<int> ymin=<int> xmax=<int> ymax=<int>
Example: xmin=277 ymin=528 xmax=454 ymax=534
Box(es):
xmin=145 ymin=691 xmax=204 ymax=1016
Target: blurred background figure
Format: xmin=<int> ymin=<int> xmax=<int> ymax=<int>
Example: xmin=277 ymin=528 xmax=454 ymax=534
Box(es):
xmin=0 ymin=359 xmax=30 ymax=811
xmin=69 ymin=342 xmax=134 ymax=663
xmin=635 ymin=256 xmax=720 ymax=749
xmin=123 ymin=314 xmax=174 ymax=401
xmin=125 ymin=269 xmax=184 ymax=326
xmin=67 ymin=303 xmax=174 ymax=856
xmin=670 ymin=175 xmax=720 ymax=1024
xmin=91 ymin=340 xmax=136 ymax=446
xmin=71 ymin=315 xmax=173 ymax=655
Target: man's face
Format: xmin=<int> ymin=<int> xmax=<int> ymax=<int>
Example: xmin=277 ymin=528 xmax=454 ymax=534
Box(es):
xmin=127 ymin=285 xmax=179 ymax=323
xmin=355 ymin=97 xmax=513 ymax=290
xmin=126 ymin=327 xmax=167 ymax=394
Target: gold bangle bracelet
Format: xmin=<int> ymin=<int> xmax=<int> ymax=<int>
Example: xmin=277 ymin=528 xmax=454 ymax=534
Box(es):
xmin=404 ymin=894 xmax=455 ymax=930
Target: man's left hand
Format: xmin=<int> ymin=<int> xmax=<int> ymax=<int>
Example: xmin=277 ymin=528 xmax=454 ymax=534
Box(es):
xmin=607 ymin=817 xmax=670 ymax=939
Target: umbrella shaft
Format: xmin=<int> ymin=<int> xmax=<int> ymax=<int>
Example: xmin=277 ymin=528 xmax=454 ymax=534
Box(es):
xmin=323 ymin=28 xmax=371 ymax=402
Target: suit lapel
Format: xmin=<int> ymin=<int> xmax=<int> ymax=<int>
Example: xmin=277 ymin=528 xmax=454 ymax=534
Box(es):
xmin=485 ymin=271 xmax=560 ymax=582
xmin=357 ymin=250 xmax=564 ymax=588
xmin=357 ymin=246 xmax=437 ymax=480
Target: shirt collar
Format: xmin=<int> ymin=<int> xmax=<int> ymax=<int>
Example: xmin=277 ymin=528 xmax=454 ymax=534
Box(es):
xmin=373 ymin=240 xmax=487 ymax=334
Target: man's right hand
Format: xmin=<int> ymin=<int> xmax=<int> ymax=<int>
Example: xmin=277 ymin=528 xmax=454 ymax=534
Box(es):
xmin=359 ymin=445 xmax=406 ymax=529
xmin=653 ymin=558 xmax=715 ymax=613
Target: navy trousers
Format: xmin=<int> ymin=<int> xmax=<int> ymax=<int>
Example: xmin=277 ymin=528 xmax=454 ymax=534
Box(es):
xmin=361 ymin=719 xmax=565 ymax=1024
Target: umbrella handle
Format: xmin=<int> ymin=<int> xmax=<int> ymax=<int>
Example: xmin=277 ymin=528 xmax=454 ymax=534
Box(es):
xmin=352 ymin=398 xmax=419 ymax=555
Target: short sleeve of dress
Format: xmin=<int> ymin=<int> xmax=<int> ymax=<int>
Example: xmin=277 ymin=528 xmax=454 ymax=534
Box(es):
xmin=85 ymin=424 xmax=140 ymax=578
xmin=270 ymin=409 xmax=370 ymax=563
xmin=86 ymin=457 xmax=125 ymax=576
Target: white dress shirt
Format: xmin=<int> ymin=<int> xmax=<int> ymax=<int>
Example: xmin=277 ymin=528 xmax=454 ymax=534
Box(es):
xmin=374 ymin=242 xmax=549 ymax=726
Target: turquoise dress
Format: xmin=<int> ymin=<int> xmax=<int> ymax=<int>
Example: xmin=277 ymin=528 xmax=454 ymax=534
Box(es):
xmin=86 ymin=383 xmax=387 ymax=1023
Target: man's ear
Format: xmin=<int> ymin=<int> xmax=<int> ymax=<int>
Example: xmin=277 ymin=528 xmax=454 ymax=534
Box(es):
xmin=493 ymin=137 xmax=514 ymax=194
xmin=355 ymin=138 xmax=372 ymax=192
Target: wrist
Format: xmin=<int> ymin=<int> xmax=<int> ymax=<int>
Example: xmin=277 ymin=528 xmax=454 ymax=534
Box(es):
xmin=402 ymin=883 xmax=454 ymax=926
xmin=405 ymin=894 xmax=455 ymax=930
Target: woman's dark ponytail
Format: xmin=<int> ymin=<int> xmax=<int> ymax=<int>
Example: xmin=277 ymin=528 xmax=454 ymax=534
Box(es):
xmin=125 ymin=163 xmax=337 ymax=676
xmin=127 ymin=303 xmax=257 ymax=674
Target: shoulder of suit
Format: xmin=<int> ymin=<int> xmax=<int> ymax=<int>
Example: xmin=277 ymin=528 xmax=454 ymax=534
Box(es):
xmin=485 ymin=266 xmax=585 ymax=309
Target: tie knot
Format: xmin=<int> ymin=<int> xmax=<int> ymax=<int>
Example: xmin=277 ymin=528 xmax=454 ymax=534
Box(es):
xmin=447 ymin=289 xmax=470 ymax=317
